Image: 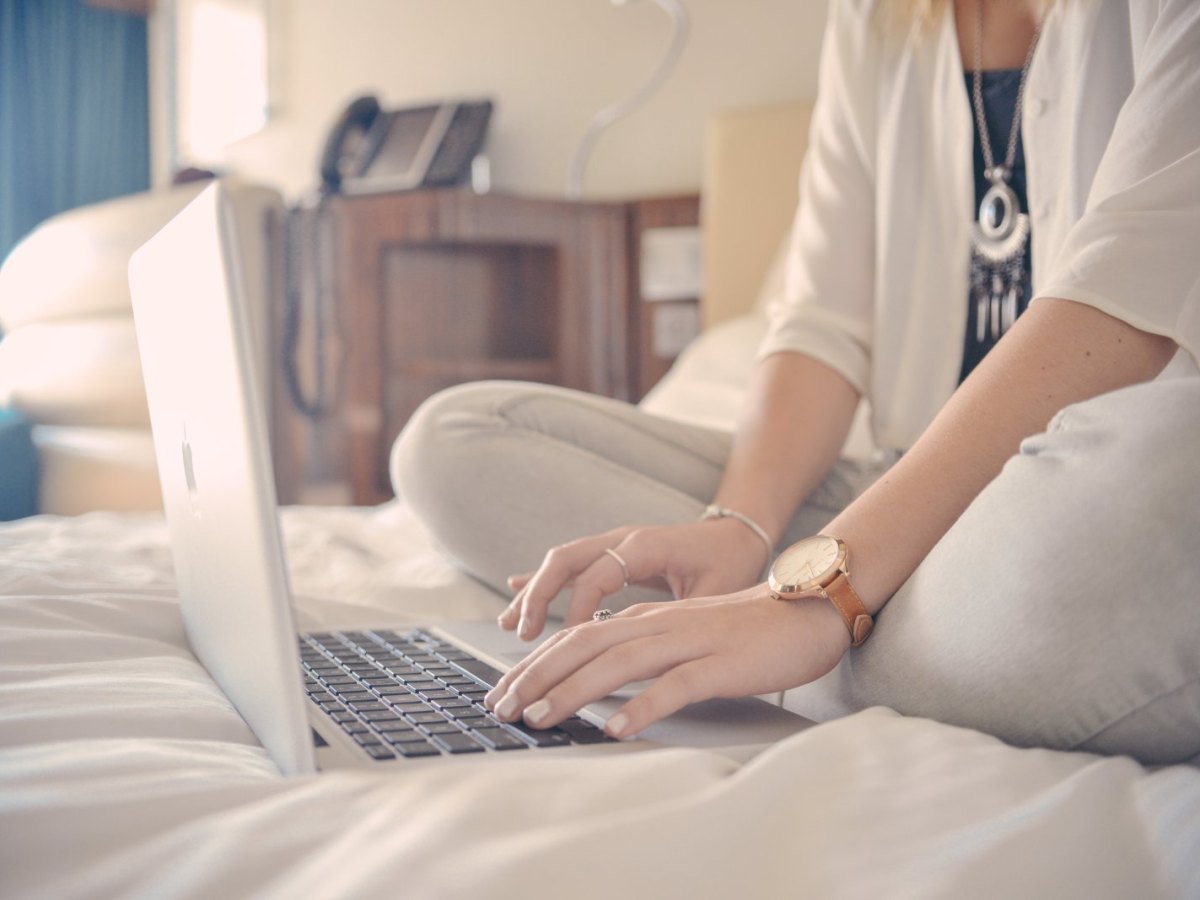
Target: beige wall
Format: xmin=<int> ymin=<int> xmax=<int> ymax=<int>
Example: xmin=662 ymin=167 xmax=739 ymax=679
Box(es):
xmin=190 ymin=0 xmax=827 ymax=201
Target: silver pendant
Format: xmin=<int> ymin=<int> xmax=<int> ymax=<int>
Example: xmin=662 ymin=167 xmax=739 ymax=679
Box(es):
xmin=972 ymin=179 xmax=1030 ymax=264
xmin=970 ymin=172 xmax=1030 ymax=344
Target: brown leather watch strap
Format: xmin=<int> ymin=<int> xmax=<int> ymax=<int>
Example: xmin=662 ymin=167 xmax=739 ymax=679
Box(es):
xmin=823 ymin=573 xmax=874 ymax=647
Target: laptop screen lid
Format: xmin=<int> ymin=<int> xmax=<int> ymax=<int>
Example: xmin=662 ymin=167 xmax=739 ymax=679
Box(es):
xmin=129 ymin=183 xmax=315 ymax=776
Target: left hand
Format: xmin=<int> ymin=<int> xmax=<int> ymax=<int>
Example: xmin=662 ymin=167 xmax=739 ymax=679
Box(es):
xmin=483 ymin=584 xmax=852 ymax=739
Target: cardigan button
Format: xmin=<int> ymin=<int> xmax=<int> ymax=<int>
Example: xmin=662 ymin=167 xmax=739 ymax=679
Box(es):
xmin=1027 ymin=97 xmax=1048 ymax=117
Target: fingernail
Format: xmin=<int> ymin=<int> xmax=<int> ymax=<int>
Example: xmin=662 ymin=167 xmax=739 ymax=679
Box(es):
xmin=495 ymin=693 xmax=519 ymax=720
xmin=518 ymin=617 xmax=532 ymax=638
xmin=483 ymin=688 xmax=499 ymax=708
xmin=524 ymin=698 xmax=551 ymax=726
xmin=606 ymin=712 xmax=629 ymax=738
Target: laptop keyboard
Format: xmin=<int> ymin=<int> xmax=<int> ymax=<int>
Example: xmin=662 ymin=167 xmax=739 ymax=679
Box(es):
xmin=300 ymin=629 xmax=614 ymax=760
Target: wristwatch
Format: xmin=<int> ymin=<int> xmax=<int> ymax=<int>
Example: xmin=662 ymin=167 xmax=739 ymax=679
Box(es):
xmin=767 ymin=535 xmax=874 ymax=647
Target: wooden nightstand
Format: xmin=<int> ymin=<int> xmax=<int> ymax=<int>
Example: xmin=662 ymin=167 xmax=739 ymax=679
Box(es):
xmin=272 ymin=189 xmax=699 ymax=506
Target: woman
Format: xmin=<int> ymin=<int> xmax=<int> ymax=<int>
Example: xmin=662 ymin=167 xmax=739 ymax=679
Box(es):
xmin=394 ymin=0 xmax=1200 ymax=764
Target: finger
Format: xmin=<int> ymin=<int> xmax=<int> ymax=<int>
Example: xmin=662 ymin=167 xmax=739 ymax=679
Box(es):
xmin=560 ymin=554 xmax=630 ymax=627
xmin=518 ymin=636 xmax=704 ymax=731
xmin=497 ymin=588 xmax=524 ymax=630
xmin=561 ymin=530 xmax=670 ymax=627
xmin=506 ymin=571 xmax=534 ymax=593
xmin=485 ymin=609 xmax=637 ymax=710
xmin=516 ymin=529 xmax=632 ymax=640
xmin=485 ymin=622 xmax=576 ymax=705
xmin=485 ymin=599 xmax=666 ymax=705
xmin=601 ymin=658 xmax=718 ymax=739
xmin=489 ymin=612 xmax=677 ymax=722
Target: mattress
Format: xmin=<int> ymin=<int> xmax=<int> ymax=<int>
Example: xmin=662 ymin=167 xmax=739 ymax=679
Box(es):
xmin=2 ymin=501 xmax=1198 ymax=899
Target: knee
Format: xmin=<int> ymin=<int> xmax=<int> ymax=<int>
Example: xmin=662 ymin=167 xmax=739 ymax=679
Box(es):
xmin=1034 ymin=376 xmax=1200 ymax=499
xmin=390 ymin=381 xmax=513 ymax=514
xmin=801 ymin=378 xmax=1200 ymax=764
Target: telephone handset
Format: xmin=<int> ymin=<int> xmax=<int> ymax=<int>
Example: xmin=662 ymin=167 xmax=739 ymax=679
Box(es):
xmin=317 ymin=94 xmax=382 ymax=194
xmin=317 ymin=94 xmax=493 ymax=196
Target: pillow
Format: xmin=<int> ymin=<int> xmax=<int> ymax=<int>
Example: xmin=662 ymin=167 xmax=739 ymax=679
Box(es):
xmin=0 ymin=318 xmax=149 ymax=427
xmin=0 ymin=183 xmax=208 ymax=330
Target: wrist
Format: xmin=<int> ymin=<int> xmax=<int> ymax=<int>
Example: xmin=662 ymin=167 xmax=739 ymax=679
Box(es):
xmin=698 ymin=515 xmax=772 ymax=578
xmin=699 ymin=504 xmax=774 ymax=578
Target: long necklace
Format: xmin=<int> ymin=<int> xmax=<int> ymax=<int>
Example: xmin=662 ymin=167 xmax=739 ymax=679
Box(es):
xmin=969 ymin=0 xmax=1044 ymax=343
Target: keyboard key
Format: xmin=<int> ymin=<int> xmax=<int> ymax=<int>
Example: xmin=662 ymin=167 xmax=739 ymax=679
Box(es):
xmin=473 ymin=728 xmax=530 ymax=751
xmin=383 ymin=665 xmax=422 ymax=679
xmin=363 ymin=744 xmax=395 ymax=760
xmin=419 ymin=690 xmax=456 ymax=701
xmin=360 ymin=710 xmax=405 ymax=723
xmin=455 ymin=715 xmax=491 ymax=730
xmin=557 ymin=717 xmax=613 ymax=744
xmin=432 ymin=732 xmax=484 ymax=754
xmin=353 ymin=732 xmax=384 ymax=747
xmin=450 ymin=657 xmax=504 ymax=688
xmin=390 ymin=700 xmax=431 ymax=714
xmin=393 ymin=741 xmax=441 ymax=758
xmin=420 ymin=722 xmax=464 ymax=736
xmin=373 ymin=685 xmax=416 ymax=697
xmin=374 ymin=719 xmax=420 ymax=734
xmin=407 ymin=711 xmax=450 ymax=725
xmin=338 ymin=690 xmax=375 ymax=702
xmin=342 ymin=723 xmax=370 ymax=735
xmin=431 ymin=697 xmax=473 ymax=711
xmin=349 ymin=701 xmax=390 ymax=713
xmin=508 ymin=722 xmax=573 ymax=747
xmin=383 ymin=730 xmax=427 ymax=745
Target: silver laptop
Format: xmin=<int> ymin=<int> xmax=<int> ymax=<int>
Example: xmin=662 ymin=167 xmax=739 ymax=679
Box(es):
xmin=128 ymin=182 xmax=813 ymax=776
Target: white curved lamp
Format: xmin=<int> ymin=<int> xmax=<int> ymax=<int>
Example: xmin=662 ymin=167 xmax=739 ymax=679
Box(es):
xmin=565 ymin=0 xmax=690 ymax=200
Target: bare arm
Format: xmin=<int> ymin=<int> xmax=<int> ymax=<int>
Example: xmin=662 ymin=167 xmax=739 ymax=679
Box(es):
xmin=713 ymin=351 xmax=860 ymax=546
xmin=826 ymin=297 xmax=1178 ymax=612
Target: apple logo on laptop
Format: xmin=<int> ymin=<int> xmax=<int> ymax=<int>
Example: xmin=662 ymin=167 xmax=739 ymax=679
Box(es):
xmin=181 ymin=428 xmax=202 ymax=517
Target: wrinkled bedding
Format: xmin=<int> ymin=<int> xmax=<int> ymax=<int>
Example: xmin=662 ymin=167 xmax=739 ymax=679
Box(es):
xmin=2 ymin=504 xmax=1199 ymax=899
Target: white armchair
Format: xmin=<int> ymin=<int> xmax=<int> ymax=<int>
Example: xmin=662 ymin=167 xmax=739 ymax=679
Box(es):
xmin=0 ymin=179 xmax=282 ymax=515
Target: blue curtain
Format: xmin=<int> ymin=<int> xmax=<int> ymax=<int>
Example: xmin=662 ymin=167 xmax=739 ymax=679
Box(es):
xmin=0 ymin=0 xmax=150 ymax=270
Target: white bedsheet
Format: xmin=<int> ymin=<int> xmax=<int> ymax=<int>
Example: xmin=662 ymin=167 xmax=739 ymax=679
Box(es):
xmin=2 ymin=505 xmax=1198 ymax=899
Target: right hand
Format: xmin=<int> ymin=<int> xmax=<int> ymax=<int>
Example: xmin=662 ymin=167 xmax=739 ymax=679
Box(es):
xmin=499 ymin=518 xmax=772 ymax=640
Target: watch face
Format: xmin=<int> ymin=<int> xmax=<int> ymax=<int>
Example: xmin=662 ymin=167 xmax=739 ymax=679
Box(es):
xmin=769 ymin=535 xmax=843 ymax=594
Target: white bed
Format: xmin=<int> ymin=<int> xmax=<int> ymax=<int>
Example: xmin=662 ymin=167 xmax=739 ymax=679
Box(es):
xmin=4 ymin=99 xmax=1199 ymax=899
xmin=3 ymin=316 xmax=1200 ymax=900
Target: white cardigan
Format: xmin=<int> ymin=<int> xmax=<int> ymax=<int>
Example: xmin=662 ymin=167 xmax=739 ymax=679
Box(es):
xmin=759 ymin=0 xmax=1200 ymax=452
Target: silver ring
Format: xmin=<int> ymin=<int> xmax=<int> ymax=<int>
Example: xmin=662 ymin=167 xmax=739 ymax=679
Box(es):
xmin=593 ymin=609 xmax=615 ymax=622
xmin=603 ymin=548 xmax=631 ymax=588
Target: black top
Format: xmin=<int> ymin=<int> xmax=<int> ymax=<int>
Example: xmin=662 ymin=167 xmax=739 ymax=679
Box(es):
xmin=959 ymin=69 xmax=1034 ymax=384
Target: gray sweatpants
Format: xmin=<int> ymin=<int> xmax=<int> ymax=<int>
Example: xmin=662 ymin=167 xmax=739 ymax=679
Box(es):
xmin=392 ymin=377 xmax=1200 ymax=765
